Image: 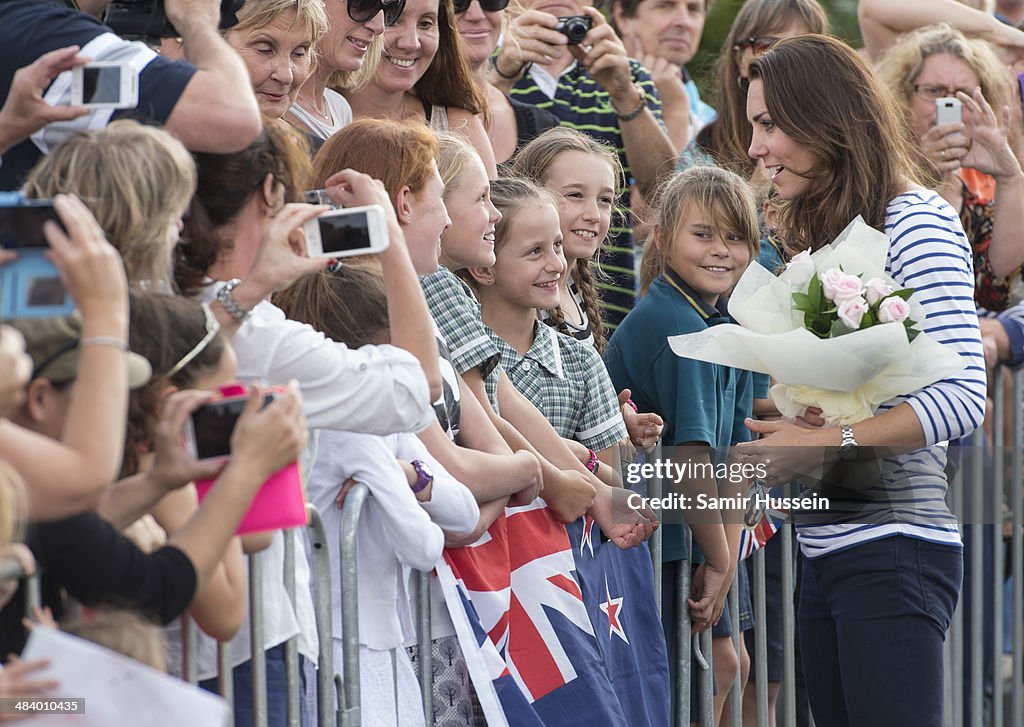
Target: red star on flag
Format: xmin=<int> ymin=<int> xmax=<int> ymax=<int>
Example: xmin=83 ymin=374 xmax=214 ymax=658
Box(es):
xmin=579 ymin=515 xmax=595 ymax=558
xmin=599 ymin=575 xmax=628 ymax=644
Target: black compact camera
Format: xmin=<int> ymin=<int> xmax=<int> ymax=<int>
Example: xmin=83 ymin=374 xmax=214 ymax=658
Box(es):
xmin=104 ymin=0 xmax=245 ymax=39
xmin=555 ymin=15 xmax=592 ymax=45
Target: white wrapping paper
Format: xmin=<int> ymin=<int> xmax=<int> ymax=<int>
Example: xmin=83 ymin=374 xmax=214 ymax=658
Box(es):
xmin=666 ymin=217 xmax=966 ymax=424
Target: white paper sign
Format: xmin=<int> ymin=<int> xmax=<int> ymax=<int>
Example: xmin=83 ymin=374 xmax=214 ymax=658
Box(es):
xmin=19 ymin=626 xmax=229 ymax=727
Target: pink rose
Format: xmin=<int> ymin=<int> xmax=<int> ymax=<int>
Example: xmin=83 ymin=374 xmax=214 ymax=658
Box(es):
xmin=831 ymin=273 xmax=866 ymax=304
xmin=820 ymin=268 xmax=844 ymax=300
xmin=864 ymin=277 xmax=894 ymax=305
xmin=878 ymin=296 xmax=911 ymax=323
xmin=837 ymin=296 xmax=868 ymax=330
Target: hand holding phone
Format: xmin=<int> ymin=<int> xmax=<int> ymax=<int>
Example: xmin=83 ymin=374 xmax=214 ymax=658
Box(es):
xmin=0 ymin=198 xmax=74 ymax=319
xmin=303 ymin=204 xmax=389 ymax=259
xmin=936 ymin=97 xmax=963 ymax=127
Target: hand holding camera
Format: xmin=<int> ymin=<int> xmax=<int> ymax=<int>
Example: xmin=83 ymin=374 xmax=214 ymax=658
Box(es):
xmin=227 ymin=383 xmax=307 ymax=481
xmin=43 ymin=194 xmax=128 ymax=327
xmin=568 ymin=7 xmax=636 ymax=108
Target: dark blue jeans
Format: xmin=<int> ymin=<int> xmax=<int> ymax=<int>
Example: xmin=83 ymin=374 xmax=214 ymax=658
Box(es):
xmin=199 ymin=643 xmax=309 ymax=727
xmin=799 ymin=536 xmax=961 ymax=727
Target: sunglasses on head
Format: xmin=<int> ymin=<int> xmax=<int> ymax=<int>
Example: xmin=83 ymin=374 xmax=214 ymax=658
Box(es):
xmin=453 ymin=0 xmax=511 ymax=14
xmin=347 ymin=0 xmax=407 ymax=26
xmin=734 ymin=35 xmax=780 ymax=53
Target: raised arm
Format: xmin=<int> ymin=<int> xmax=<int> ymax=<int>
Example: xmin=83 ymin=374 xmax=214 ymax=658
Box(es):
xmin=859 ymin=0 xmax=1024 ymax=63
xmin=1 ymin=196 xmax=129 ymax=520
xmin=162 ymin=0 xmax=261 ymax=152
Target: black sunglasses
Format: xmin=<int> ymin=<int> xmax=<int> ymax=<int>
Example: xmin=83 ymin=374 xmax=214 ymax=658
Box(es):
xmin=347 ymin=0 xmax=407 ymax=26
xmin=734 ymin=35 xmax=780 ymax=53
xmin=453 ymin=0 xmax=511 ymax=14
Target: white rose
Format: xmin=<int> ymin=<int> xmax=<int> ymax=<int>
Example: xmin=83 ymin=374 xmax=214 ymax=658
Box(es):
xmin=785 ymin=250 xmax=815 ymax=287
xmin=878 ymin=296 xmax=911 ymax=323
xmin=864 ymin=277 xmax=894 ymax=305
xmin=831 ymin=273 xmax=866 ymax=304
xmin=837 ymin=296 xmax=868 ymax=330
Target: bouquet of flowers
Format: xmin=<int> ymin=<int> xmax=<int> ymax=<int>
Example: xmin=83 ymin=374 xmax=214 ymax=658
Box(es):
xmin=666 ymin=217 xmax=966 ymax=425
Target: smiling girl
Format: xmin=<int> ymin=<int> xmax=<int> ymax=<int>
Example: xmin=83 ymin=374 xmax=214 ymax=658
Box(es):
xmin=605 ymin=164 xmax=760 ymax=725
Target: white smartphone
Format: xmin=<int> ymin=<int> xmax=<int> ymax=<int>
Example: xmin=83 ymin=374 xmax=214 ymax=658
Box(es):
xmin=936 ymin=97 xmax=963 ymax=127
xmin=303 ymin=204 xmax=390 ymax=259
xmin=70 ymin=62 xmax=138 ymax=109
xmin=183 ymin=392 xmax=277 ymax=463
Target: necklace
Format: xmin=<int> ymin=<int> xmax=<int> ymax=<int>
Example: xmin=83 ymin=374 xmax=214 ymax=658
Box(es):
xmin=299 ymin=95 xmax=331 ymax=122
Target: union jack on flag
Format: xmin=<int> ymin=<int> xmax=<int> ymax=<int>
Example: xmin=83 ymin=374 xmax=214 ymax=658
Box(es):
xmin=437 ymin=498 xmax=669 ymax=725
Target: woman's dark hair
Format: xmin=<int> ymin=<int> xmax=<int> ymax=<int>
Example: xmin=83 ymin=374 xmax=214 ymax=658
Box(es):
xmin=274 ymin=263 xmax=389 ymax=348
xmin=175 ymin=118 xmax=313 ymax=296
xmin=748 ymin=34 xmax=921 ymax=252
xmin=413 ymin=0 xmax=486 ymax=116
xmin=122 ymin=292 xmax=228 ymax=478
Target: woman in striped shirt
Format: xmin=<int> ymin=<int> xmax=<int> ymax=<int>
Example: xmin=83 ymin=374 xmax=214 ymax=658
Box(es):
xmin=741 ymin=35 xmax=986 ymax=726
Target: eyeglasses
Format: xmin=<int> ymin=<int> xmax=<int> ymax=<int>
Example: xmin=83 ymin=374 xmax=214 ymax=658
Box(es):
xmin=912 ymin=84 xmax=975 ymax=101
xmin=453 ymin=0 xmax=511 ymax=14
xmin=347 ymin=0 xmax=407 ymax=26
xmin=162 ymin=303 xmax=220 ymax=380
xmin=734 ymin=36 xmax=780 ymax=54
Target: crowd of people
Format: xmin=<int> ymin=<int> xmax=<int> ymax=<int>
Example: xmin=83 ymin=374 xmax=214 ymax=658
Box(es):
xmin=1 ymin=0 xmax=1023 ymax=725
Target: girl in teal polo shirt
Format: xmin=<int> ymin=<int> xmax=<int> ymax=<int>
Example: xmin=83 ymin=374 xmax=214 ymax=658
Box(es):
xmin=604 ymin=165 xmax=760 ymax=724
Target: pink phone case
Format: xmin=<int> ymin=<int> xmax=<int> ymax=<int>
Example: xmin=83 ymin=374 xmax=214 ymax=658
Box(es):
xmin=193 ymin=383 xmax=307 ymax=535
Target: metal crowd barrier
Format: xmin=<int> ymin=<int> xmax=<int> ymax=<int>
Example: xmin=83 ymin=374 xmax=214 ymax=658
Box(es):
xmin=166 ymin=367 xmax=1024 ymax=727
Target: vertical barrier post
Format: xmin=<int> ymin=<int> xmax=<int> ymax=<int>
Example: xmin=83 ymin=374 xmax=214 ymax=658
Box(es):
xmin=971 ymin=429 xmax=985 ymax=727
xmin=282 ymin=529 xmax=301 ymax=727
xmin=181 ymin=615 xmax=198 ymax=684
xmin=217 ymin=640 xmax=234 ymax=722
xmin=339 ymin=482 xmax=370 ymax=727
xmin=698 ymin=625 xmax=714 ymax=726
xmin=950 ymin=449 xmax=965 ymax=727
xmin=993 ymin=367 xmax=1005 ymax=727
xmin=727 ymin=578 xmax=741 ymax=726
xmin=249 ymin=549 xmax=268 ymax=727
xmin=752 ymin=548 xmax=769 ymax=727
xmin=675 ymin=527 xmax=692 ymax=727
xmin=305 ymin=504 xmax=337 ymax=727
xmin=1012 ymin=369 xmax=1023 ymax=725
xmin=417 ymin=570 xmax=433 ymax=723
xmin=780 ymin=521 xmax=796 ymax=727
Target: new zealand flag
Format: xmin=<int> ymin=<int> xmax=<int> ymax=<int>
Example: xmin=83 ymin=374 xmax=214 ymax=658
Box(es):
xmin=437 ymin=499 xmax=670 ymax=726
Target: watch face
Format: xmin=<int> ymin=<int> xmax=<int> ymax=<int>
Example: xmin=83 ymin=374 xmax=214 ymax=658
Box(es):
xmin=414 ymin=460 xmax=433 ymax=480
xmin=838 ymin=443 xmax=857 ymax=461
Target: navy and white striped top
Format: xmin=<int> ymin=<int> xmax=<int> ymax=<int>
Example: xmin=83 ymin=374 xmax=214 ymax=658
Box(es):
xmin=796 ymin=190 xmax=987 ymax=558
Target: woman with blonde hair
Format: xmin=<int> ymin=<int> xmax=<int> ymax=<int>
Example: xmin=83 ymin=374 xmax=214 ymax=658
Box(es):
xmin=224 ymin=0 xmax=329 ymax=121
xmin=876 ymin=23 xmax=1024 ymax=310
xmin=289 ymin=0 xmax=393 ymax=140
xmin=22 ymin=120 xmax=196 ymax=290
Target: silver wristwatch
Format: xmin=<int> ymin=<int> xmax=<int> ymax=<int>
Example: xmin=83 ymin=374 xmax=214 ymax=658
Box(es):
xmin=838 ymin=424 xmax=859 ymax=461
xmin=216 ymin=278 xmax=251 ymax=322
